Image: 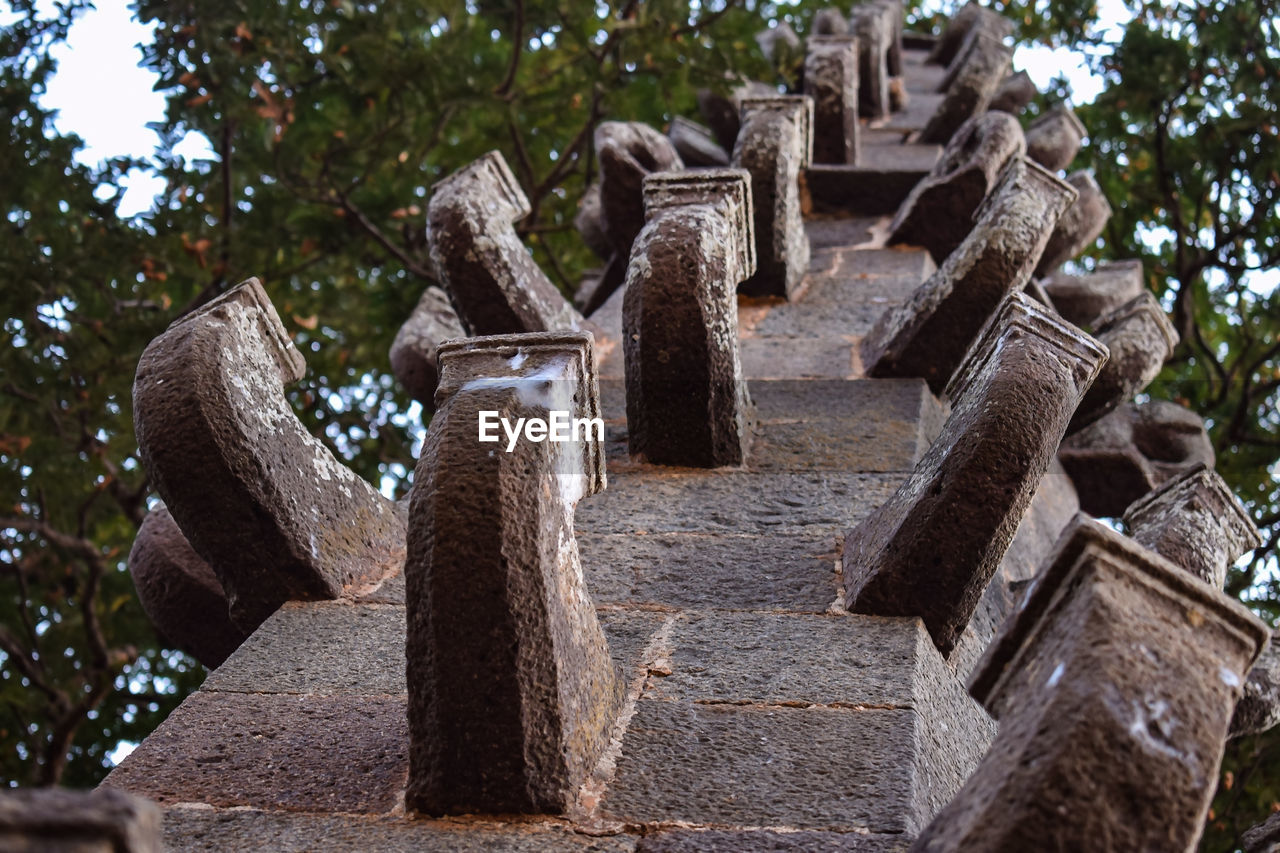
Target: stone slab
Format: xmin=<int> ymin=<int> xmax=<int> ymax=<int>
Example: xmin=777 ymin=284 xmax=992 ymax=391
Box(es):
xmin=162 ymin=807 xmax=637 ymax=852
xmin=637 ymin=829 xmax=907 ymax=852
xmin=102 ymin=692 xmax=408 ymax=815
xmin=805 ymin=161 xmax=937 ymax=216
xmin=881 ymin=93 xmax=946 ymax=131
xmin=804 ymin=217 xmax=881 ymax=249
xmin=740 ymin=337 xmax=858 ymax=379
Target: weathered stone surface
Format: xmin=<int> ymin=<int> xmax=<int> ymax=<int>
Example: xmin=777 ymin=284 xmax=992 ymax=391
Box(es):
xmin=733 ymin=96 xmax=813 ymax=298
xmin=637 ymin=829 xmax=905 ymax=852
xmin=1034 ymin=169 xmax=1113 ymax=275
xmin=756 ymin=20 xmax=800 ymax=62
xmin=926 ymin=2 xmax=1013 ymax=67
xmin=888 ymin=111 xmax=1026 ymax=262
xmin=667 ymin=116 xmax=730 ymax=167
xmin=846 ymin=293 xmax=1108 ymax=656
xmin=1067 ymin=291 xmax=1178 ymax=432
xmin=1024 ymin=104 xmax=1087 ymax=172
xmin=163 ymin=808 xmax=637 ymax=853
xmin=623 ymin=169 xmax=755 ymax=466
xmin=1058 ymin=399 xmax=1216 ymax=518
xmin=405 ymin=332 xmax=620 ymax=816
xmin=389 ymin=285 xmax=465 ymax=410
xmin=988 ymin=69 xmax=1035 ymax=114
xmin=1233 ymin=629 xmax=1280 ymax=738
xmin=0 ymin=787 xmax=161 ymax=853
xmin=697 ymin=80 xmax=778 ymax=151
xmin=852 ymin=1 xmax=894 ymax=119
xmin=864 ymin=157 xmax=1078 ymax=395
xmin=804 ymin=36 xmax=859 ymax=165
xmin=942 ymin=514 xmax=1269 ymax=853
xmin=1244 ymin=811 xmax=1280 ymax=853
xmin=813 ymin=7 xmax=850 ymax=36
xmin=574 ymin=181 xmax=612 ymax=260
xmin=1040 ymin=258 xmax=1145 ymax=328
xmin=103 ymin=691 xmax=409 ymax=814
xmin=803 ymin=145 xmax=943 ymax=216
xmin=1123 ymin=463 xmax=1262 ymax=589
xmin=427 ymin=150 xmax=585 ymax=334
xmin=919 ymin=30 xmax=1012 ymax=145
xmin=128 ymin=504 xmax=247 ymax=669
xmin=133 ymin=278 xmax=405 ymax=632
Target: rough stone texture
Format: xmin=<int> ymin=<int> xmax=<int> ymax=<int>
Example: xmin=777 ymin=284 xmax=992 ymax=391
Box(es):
xmin=405 ymin=332 xmax=620 ymax=816
xmin=1024 ymin=104 xmax=1087 ymax=172
xmin=1068 ymin=291 xmax=1178 ymax=432
xmin=864 ymin=157 xmax=1079 ymax=395
xmin=926 ymin=2 xmax=1013 ymax=67
xmin=624 ymin=169 xmax=756 ymax=466
xmin=667 ymin=116 xmax=730 ymax=167
xmin=638 ymin=829 xmax=906 ymax=852
xmin=128 ymin=504 xmax=247 ymax=669
xmin=919 ymin=30 xmax=1012 ymax=145
xmin=389 ymin=285 xmax=465 ymax=410
xmin=1058 ymin=399 xmax=1216 ymax=518
xmin=941 ymin=515 xmax=1269 ymax=853
xmin=888 ymin=111 xmax=1026 ymax=262
xmin=804 ymin=36 xmax=860 ymax=165
xmin=1123 ymin=463 xmax=1263 ymax=589
xmin=133 ymin=278 xmax=405 ymax=632
xmin=697 ymin=80 xmax=778 ymax=152
xmin=1245 ymin=811 xmax=1280 ymax=853
xmin=1034 ymin=169 xmax=1113 ymax=276
xmin=102 ymin=691 xmax=410 ymax=815
xmin=1233 ymin=629 xmax=1280 ymax=738
xmin=1040 ymin=258 xmax=1145 ymax=329
xmin=756 ymin=21 xmax=800 ymax=62
xmin=803 ymin=144 xmax=943 ymax=216
xmin=988 ymin=69 xmax=1035 ymax=114
xmin=427 ymin=150 xmax=586 ymax=334
xmin=0 ymin=787 xmax=161 ymax=853
xmin=852 ymin=2 xmax=894 ymax=120
xmin=575 ymin=182 xmax=612 ymax=261
xmin=845 ymin=293 xmax=1108 ymax=656
xmin=813 ymin=7 xmax=850 ymax=36
xmin=734 ymin=96 xmax=814 ymax=298
xmin=164 ymin=808 xmax=637 ymax=853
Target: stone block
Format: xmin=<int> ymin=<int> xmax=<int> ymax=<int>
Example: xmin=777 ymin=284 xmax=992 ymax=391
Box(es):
xmin=1123 ymin=463 xmax=1262 ymax=589
xmin=888 ymin=111 xmax=1026 ymax=262
xmin=804 ymin=36 xmax=860 ymax=165
xmin=756 ymin=21 xmax=801 ymax=62
xmin=389 ymin=285 xmax=465 ymax=410
xmin=1041 ymin=259 xmax=1146 ymax=329
xmin=1058 ymin=399 xmax=1216 ymax=518
xmin=128 ymin=504 xmax=247 ymax=669
xmin=698 ymin=80 xmax=778 ymax=151
xmin=852 ymin=1 xmax=895 ymax=119
xmin=667 ymin=116 xmax=730 ymax=167
xmin=988 ymin=69 xmax=1035 ymax=114
xmin=919 ymin=30 xmax=1012 ymax=145
xmin=1024 ymin=104 xmax=1087 ymax=172
xmin=1245 ymin=812 xmax=1280 ymax=853
xmin=734 ymin=96 xmax=814 ymax=298
xmin=1233 ymin=628 xmax=1280 ymax=738
xmin=0 ymin=787 xmax=161 ymax=853
xmin=575 ymin=181 xmax=612 ymax=261
xmin=405 ymin=332 xmax=620 ymax=815
xmin=427 ymin=150 xmax=585 ymax=334
xmin=864 ymin=157 xmax=1078 ymax=395
xmin=1034 ymin=170 xmax=1113 ymax=276
xmin=942 ymin=515 xmax=1269 ymax=853
xmin=133 ymin=278 xmax=405 ymax=632
xmin=926 ymin=2 xmax=1013 ymax=67
xmin=1068 ymin=291 xmax=1178 ymax=432
xmin=637 ymin=829 xmax=906 ymax=852
xmin=624 ymin=169 xmax=755 ymax=466
xmin=846 ymin=292 xmax=1108 ymax=656
xmin=812 ymin=7 xmax=850 ymax=36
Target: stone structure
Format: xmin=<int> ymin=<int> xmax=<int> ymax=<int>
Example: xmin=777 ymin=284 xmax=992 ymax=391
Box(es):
xmin=1024 ymin=104 xmax=1087 ymax=172
xmin=404 ymin=331 xmax=617 ymax=816
xmin=1233 ymin=630 xmax=1280 ymax=737
xmin=755 ymin=20 xmax=800 ymax=62
xmin=988 ymin=69 xmax=1035 ymax=114
xmin=1041 ymin=258 xmax=1145 ymax=328
xmin=133 ymin=278 xmax=405 ymax=632
xmin=128 ymin=504 xmax=248 ymax=668
xmin=388 ymin=285 xmax=465 ymax=409
xmin=624 ymin=169 xmax=755 ymax=466
xmin=697 ymin=80 xmax=777 ymax=151
xmin=931 ymin=515 xmax=1269 ymax=853
xmin=1059 ymin=399 xmax=1216 ymax=517
xmin=865 ymin=156 xmax=1078 ymax=394
xmin=803 ymin=35 xmax=859 ymax=165
xmin=1034 ymin=169 xmax=1113 ymax=276
xmin=427 ymin=150 xmax=586 ymax=334
xmin=846 ymin=293 xmax=1108 ymax=656
xmin=733 ymin=96 xmax=813 ymax=298
xmin=812 ymin=7 xmax=849 ymax=36
xmin=888 ymin=110 xmax=1026 ymax=262
xmin=1067 ymin=290 xmax=1179 ymax=432
xmin=927 ymin=2 xmax=1013 ymax=67
xmin=1123 ymin=463 xmax=1262 ymax=589
xmin=0 ymin=787 xmax=161 ymax=852
xmin=920 ymin=30 xmax=1012 ymax=145
xmin=667 ymin=116 xmax=730 ymax=167
xmin=852 ymin=1 xmax=897 ymax=120
xmin=1245 ymin=812 xmax=1280 ymax=853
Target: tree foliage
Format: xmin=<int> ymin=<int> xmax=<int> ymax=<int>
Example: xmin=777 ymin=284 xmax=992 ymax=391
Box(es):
xmin=2 ymin=1 xmax=1279 ymax=848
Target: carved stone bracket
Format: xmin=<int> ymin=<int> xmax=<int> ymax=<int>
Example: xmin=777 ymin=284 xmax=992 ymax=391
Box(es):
xmin=920 ymin=29 xmax=1013 ymax=145
xmin=927 ymin=2 xmax=1014 ymax=67
xmin=989 ymin=70 xmax=1036 ymax=114
xmin=1034 ymin=170 xmax=1114 ymax=276
xmin=1025 ymin=104 xmax=1087 ymax=172
xmin=389 ymin=285 xmax=466 ymax=411
xmin=803 ymin=36 xmax=860 ymax=165
xmin=0 ymin=787 xmax=162 ymax=853
xmin=852 ymin=1 xmax=896 ymax=119
xmin=667 ymin=116 xmax=730 ymax=167
xmin=623 ymin=169 xmax=756 ymax=467
xmin=134 ymin=278 xmax=405 ymax=632
xmin=1041 ymin=259 xmax=1145 ymax=329
xmin=405 ymin=331 xmax=619 ymax=816
xmin=846 ymin=292 xmax=1108 ymax=656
